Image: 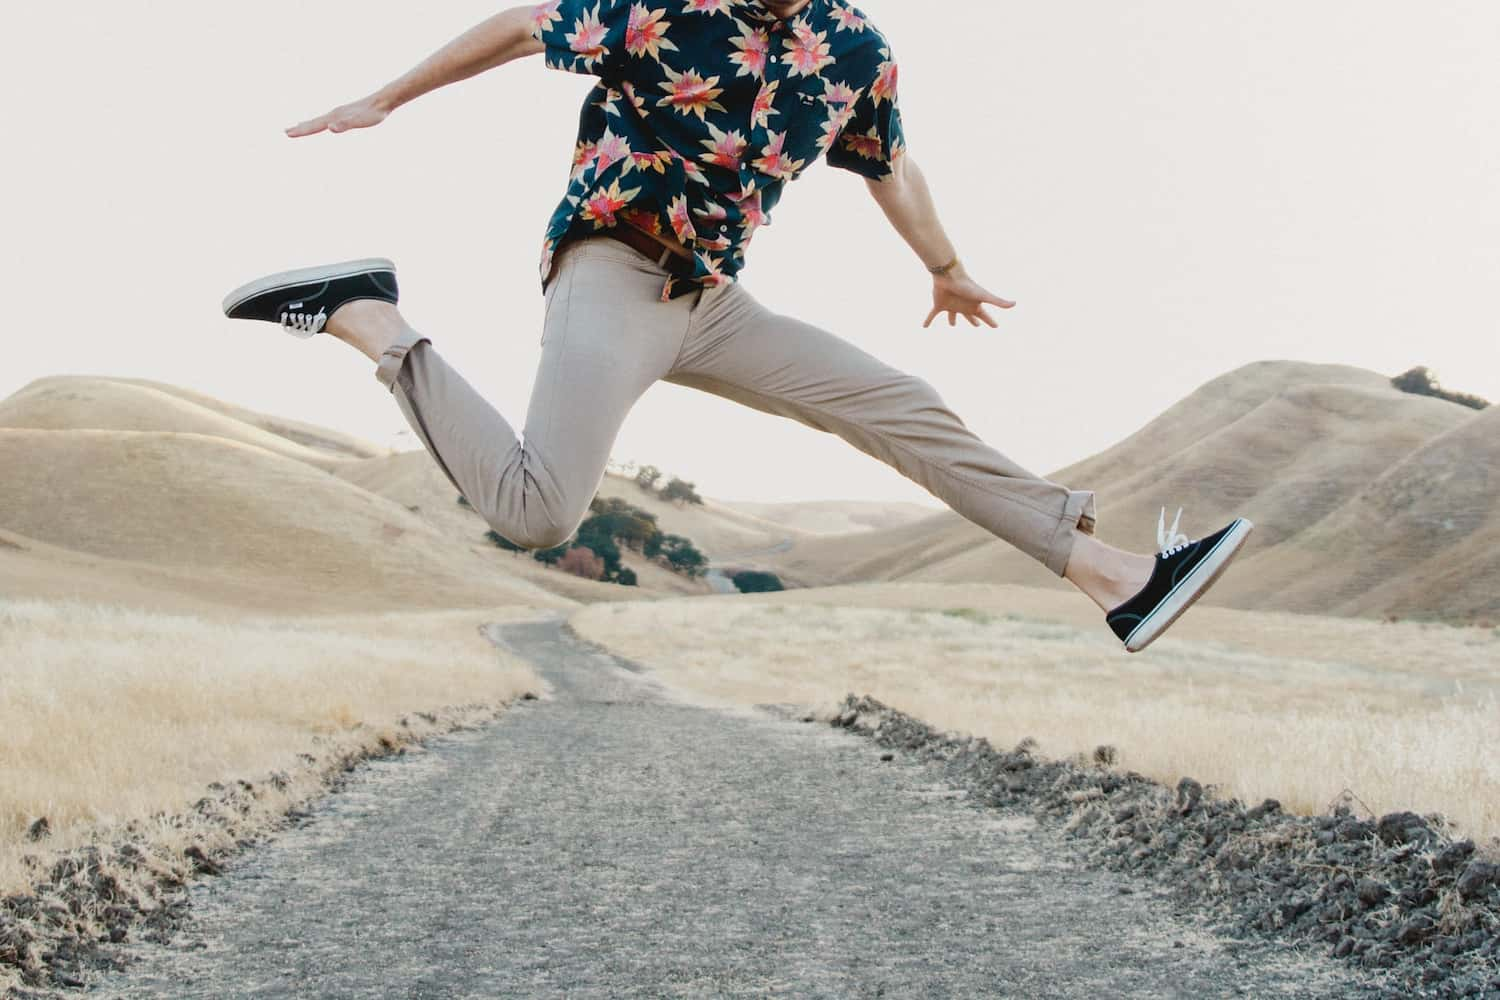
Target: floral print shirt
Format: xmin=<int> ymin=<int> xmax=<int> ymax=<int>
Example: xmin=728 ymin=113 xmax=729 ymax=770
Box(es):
xmin=530 ymin=0 xmax=905 ymax=300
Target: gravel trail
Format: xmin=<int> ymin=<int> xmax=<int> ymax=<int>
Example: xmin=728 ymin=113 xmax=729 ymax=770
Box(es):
xmin=93 ymin=613 xmax=1363 ymax=998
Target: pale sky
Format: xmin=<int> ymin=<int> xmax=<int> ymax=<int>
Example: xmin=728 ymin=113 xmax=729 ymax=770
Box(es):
xmin=4 ymin=3 xmax=1496 ymax=507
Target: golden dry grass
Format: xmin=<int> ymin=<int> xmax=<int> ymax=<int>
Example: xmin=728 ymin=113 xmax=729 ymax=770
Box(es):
xmin=570 ymin=587 xmax=1500 ymax=843
xmin=0 ymin=600 xmax=544 ymax=897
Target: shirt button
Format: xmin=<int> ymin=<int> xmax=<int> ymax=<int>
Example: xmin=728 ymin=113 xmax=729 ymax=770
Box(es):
xmin=769 ymin=55 xmax=779 ymax=64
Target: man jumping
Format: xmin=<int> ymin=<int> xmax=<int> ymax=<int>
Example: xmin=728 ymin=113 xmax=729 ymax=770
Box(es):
xmin=221 ymin=0 xmax=1252 ymax=652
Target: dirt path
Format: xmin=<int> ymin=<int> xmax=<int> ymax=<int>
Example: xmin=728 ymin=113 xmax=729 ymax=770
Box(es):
xmin=93 ymin=614 xmax=1363 ymax=998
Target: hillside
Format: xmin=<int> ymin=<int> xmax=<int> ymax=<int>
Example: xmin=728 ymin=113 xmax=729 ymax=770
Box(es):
xmin=1216 ymin=404 xmax=1500 ymax=620
xmin=8 ymin=364 xmax=1489 ymax=621
xmin=0 ymin=428 xmax=567 ymax=613
xmin=0 ymin=376 xmax=391 ymax=465
xmin=0 ymin=376 xmax=798 ymax=611
xmin=754 ymin=362 xmax=1494 ymax=621
xmin=715 ymin=498 xmax=939 ymax=537
xmin=594 ymin=473 xmax=797 ymax=557
xmin=336 ymin=453 xmax=712 ymax=598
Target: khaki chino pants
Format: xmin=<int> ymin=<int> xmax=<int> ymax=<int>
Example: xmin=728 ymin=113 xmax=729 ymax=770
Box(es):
xmin=374 ymin=236 xmax=1096 ymax=576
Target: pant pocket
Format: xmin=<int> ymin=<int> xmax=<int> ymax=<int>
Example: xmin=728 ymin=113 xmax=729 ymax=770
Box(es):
xmin=540 ymin=256 xmax=576 ymax=347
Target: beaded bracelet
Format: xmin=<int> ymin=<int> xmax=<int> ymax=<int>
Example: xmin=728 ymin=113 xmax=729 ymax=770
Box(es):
xmin=927 ymin=255 xmax=960 ymax=277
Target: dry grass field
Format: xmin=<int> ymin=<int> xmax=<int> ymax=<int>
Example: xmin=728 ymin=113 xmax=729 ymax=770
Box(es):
xmin=570 ymin=585 xmax=1500 ymax=844
xmin=0 ymin=600 xmax=543 ymax=898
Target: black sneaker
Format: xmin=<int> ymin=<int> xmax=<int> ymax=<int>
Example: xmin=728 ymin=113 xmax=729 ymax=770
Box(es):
xmin=1106 ymin=508 xmax=1254 ymax=653
xmin=221 ymin=258 xmax=398 ymax=339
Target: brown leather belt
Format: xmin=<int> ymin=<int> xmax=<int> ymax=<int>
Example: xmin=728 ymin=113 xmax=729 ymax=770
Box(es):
xmin=598 ymin=224 xmax=697 ymax=278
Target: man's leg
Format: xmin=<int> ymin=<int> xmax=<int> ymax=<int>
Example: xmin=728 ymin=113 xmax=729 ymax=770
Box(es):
xmin=663 ymin=283 xmax=1154 ymax=608
xmin=326 ymin=240 xmax=691 ymax=551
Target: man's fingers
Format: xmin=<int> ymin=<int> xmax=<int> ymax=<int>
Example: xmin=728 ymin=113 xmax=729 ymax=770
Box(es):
xmin=947 ymin=311 xmax=957 ymax=327
xmin=285 ymin=117 xmax=328 ymax=137
xmin=923 ymin=307 xmax=940 ymax=328
xmin=986 ymin=294 xmax=1017 ymax=309
xmin=977 ymin=307 xmax=998 ymax=329
xmin=965 ymin=314 xmax=979 ymax=327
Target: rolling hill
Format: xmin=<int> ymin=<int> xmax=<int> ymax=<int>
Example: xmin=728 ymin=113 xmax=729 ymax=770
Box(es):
xmin=5 ymin=363 xmax=1490 ymax=621
xmin=0 ymin=376 xmax=382 ymax=469
xmin=753 ymin=361 xmax=1494 ymax=621
xmin=715 ymin=498 xmax=939 ymax=537
xmin=0 ymin=376 xmax=809 ymax=611
xmin=0 ymin=427 xmax=565 ymax=612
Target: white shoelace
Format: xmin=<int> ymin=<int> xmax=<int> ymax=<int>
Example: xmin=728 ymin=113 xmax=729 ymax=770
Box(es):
xmin=1157 ymin=506 xmax=1191 ymax=557
xmin=280 ymin=306 xmax=328 ymax=337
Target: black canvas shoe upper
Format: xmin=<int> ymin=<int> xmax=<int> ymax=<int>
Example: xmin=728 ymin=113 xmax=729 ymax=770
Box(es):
xmin=223 ymin=260 xmax=399 ymax=339
xmin=1106 ymin=513 xmax=1247 ymax=646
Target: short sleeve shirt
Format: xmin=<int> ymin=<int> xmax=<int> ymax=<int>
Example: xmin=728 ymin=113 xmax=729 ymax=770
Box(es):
xmin=530 ymin=0 xmax=905 ymax=300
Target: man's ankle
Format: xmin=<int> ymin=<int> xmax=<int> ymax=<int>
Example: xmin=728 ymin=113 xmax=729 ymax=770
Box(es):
xmin=326 ymin=300 xmax=408 ymax=362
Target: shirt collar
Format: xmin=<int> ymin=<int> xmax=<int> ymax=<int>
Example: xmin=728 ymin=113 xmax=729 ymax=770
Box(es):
xmin=742 ymin=0 xmax=824 ymax=27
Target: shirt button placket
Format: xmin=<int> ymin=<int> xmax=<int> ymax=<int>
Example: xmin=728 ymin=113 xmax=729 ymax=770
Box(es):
xmin=748 ymin=27 xmax=786 ymax=180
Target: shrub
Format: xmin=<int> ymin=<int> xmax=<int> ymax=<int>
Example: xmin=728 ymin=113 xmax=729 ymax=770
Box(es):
xmin=457 ymin=494 xmax=472 ymax=509
xmin=533 ymin=542 xmax=572 ymax=566
xmin=635 ymin=465 xmax=663 ymax=492
xmin=575 ymin=528 xmax=623 ymax=580
xmin=617 ymin=568 xmax=638 ymax=587
xmin=731 ymin=571 xmax=784 ymax=594
xmin=486 ymin=530 xmax=525 ymax=553
xmin=558 ymin=546 xmax=606 ymax=581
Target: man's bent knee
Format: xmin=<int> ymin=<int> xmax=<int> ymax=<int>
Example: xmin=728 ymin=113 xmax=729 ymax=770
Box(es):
xmin=485 ymin=517 xmax=574 ymax=553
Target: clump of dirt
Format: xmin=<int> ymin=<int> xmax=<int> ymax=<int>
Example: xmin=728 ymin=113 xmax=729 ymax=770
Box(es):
xmin=829 ymin=694 xmax=1500 ymax=1000
xmin=0 ymin=701 xmax=525 ymax=995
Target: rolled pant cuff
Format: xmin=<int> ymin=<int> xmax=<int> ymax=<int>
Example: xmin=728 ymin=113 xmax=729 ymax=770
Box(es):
xmin=375 ymin=328 xmax=433 ymax=392
xmin=1042 ymin=489 xmax=1098 ymax=578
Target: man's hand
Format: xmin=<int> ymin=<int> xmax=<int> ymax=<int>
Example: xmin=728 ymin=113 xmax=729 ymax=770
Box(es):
xmin=286 ymin=95 xmax=392 ymax=138
xmin=925 ymin=268 xmax=1016 ymax=329
xmin=864 ymin=156 xmax=1017 ymax=330
xmin=283 ymin=8 xmax=541 ymax=140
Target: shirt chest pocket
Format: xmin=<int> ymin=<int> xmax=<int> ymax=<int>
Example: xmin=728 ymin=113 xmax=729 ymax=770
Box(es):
xmin=782 ymin=90 xmax=848 ymax=164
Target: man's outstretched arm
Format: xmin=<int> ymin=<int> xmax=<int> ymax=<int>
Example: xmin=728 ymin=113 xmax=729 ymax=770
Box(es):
xmin=865 ymin=155 xmax=1017 ymax=329
xmin=286 ymin=7 xmax=543 ymax=138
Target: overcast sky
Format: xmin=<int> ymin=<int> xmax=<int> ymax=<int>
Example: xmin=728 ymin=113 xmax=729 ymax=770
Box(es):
xmin=5 ymin=2 xmax=1496 ymax=507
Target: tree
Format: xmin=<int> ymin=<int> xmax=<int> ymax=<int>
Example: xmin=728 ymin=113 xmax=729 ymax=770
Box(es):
xmin=658 ymin=476 xmax=704 ymax=506
xmin=1391 ymin=366 xmax=1490 ymax=411
xmin=657 ymin=534 xmax=708 ymax=578
xmin=533 ymin=542 xmax=573 ymax=566
xmin=575 ymin=522 xmax=624 ymax=580
xmin=617 ymin=568 xmax=638 ymax=587
xmin=635 ymin=464 xmax=663 ymax=492
xmin=731 ymin=570 xmax=784 ymax=594
xmin=587 ymin=496 xmax=658 ymax=552
xmin=558 ymin=546 xmax=606 ymax=581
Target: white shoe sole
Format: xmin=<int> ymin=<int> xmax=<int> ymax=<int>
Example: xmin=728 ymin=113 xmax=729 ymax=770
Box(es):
xmin=1123 ymin=518 xmax=1254 ymax=653
xmin=221 ymin=257 xmax=395 ymax=316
